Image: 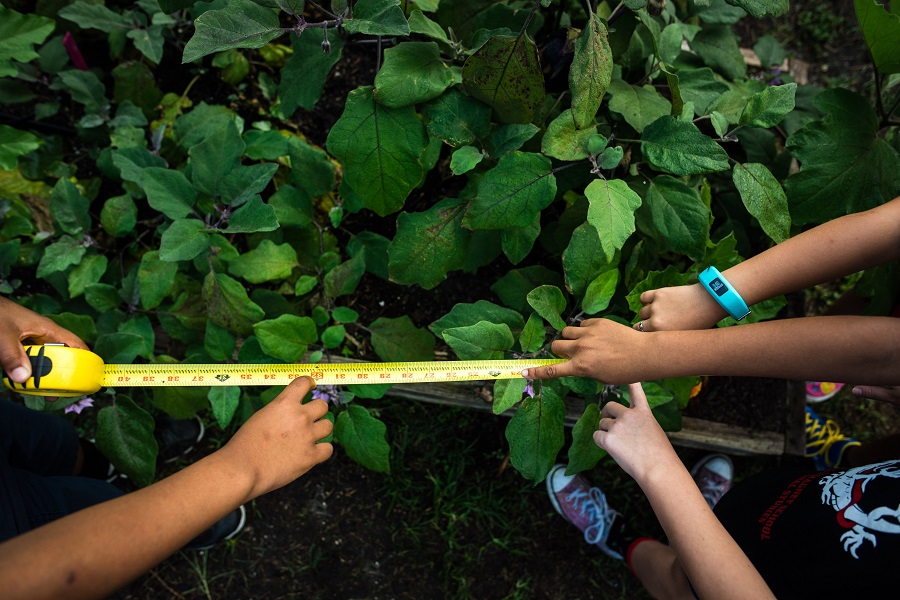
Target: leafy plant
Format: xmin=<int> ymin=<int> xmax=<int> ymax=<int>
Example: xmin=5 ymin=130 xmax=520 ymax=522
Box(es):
xmin=0 ymin=0 xmax=898 ymax=485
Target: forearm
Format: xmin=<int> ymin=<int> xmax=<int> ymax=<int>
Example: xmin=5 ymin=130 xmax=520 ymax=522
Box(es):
xmin=641 ymin=316 xmax=900 ymax=384
xmin=638 ymin=458 xmax=774 ymax=599
xmin=0 ymin=447 xmax=255 ymax=600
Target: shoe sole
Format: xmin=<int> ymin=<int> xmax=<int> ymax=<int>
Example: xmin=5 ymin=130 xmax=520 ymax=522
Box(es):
xmin=161 ymin=416 xmax=206 ymax=464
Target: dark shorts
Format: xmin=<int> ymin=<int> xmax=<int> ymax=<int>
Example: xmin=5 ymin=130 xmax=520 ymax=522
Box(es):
xmin=0 ymin=398 xmax=123 ymax=542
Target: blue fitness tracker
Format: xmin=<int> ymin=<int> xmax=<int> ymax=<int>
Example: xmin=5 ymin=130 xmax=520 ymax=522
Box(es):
xmin=698 ymin=266 xmax=750 ymax=321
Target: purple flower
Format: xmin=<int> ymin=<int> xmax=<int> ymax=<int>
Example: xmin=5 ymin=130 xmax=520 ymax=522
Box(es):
xmin=65 ymin=397 xmax=94 ymax=415
xmin=523 ymin=381 xmax=535 ymax=398
xmin=311 ymin=385 xmax=342 ymax=405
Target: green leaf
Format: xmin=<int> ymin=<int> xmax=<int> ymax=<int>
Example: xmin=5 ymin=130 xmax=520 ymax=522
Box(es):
xmin=225 ymin=197 xmax=279 ymax=233
xmin=47 ymin=312 xmax=97 ymax=344
xmin=96 ymin=397 xmax=157 ymax=487
xmin=203 ymin=272 xmax=265 ymax=336
xmin=323 ymin=252 xmax=366 ymax=298
xmin=205 ymin=320 xmax=236 ymax=361
xmin=332 ymin=307 xmax=359 ymax=323
xmin=490 ymin=123 xmax=540 ymax=157
xmin=50 ymin=178 xmax=90 ymax=235
xmin=321 ymin=325 xmax=346 ymax=349
xmin=518 ymin=312 xmax=546 ymax=353
xmin=450 ymin=146 xmax=484 ymax=175
xmin=491 ymin=266 xmax=563 ymax=313
xmin=639 ymin=175 xmax=710 ymax=261
xmin=689 ymin=24 xmax=746 ymax=80
xmin=95 ymin=332 xmax=145 ymax=364
xmin=584 ymin=178 xmax=642 ymax=261
xmin=137 ymin=251 xmax=177 ymax=310
xmin=140 ymin=168 xmax=197 ymax=220
xmin=209 ymin=387 xmax=241 ymax=429
xmin=0 ymin=125 xmax=42 ymax=171
xmin=855 ymin=0 xmax=900 ymax=74
xmin=0 ymin=6 xmax=55 ymax=78
xmin=582 ymin=270 xmax=619 ymax=314
xmin=677 ymin=68 xmax=731 ymax=116
xmin=68 ymin=254 xmax=107 ymax=298
xmin=375 ymin=42 xmax=456 ymax=108
xmin=100 ymin=195 xmax=137 ymax=237
xmin=785 ymin=88 xmax=900 ymax=224
xmin=541 ymin=109 xmax=597 ymax=161
xmin=724 ymin=0 xmax=788 ymax=18
xmin=189 ymin=119 xmax=245 ymax=197
xmin=288 ymin=138 xmax=336 ymax=199
xmin=422 ymin=88 xmax=492 ymax=148
xmin=732 ymin=163 xmax=790 ymax=243
xmin=159 ymin=219 xmax=209 ymax=262
xmin=641 ymin=117 xmax=730 ymax=175
xmin=59 ymin=2 xmax=130 ymax=32
xmin=387 ymin=198 xmax=468 ymax=289
xmin=57 ymin=70 xmax=107 ymax=111
xmin=295 ymin=275 xmax=318 ymax=296
xmin=228 ymin=240 xmax=298 ymax=283
xmin=463 ymin=152 xmax=556 ymax=230
xmin=562 ymin=222 xmax=616 ymax=298
xmin=740 ymin=83 xmax=797 ymax=128
xmin=506 ymin=386 xmax=565 ymax=484
xmin=253 ymin=314 xmax=317 ymax=362
xmin=128 ymin=25 xmax=165 ymax=63
xmin=606 ymin=79 xmax=671 ymax=133
xmin=493 ymin=378 xmax=527 ymax=414
xmin=326 ymin=86 xmax=427 ymax=217
xmin=183 ymin=0 xmax=283 ymax=63
xmin=335 ymin=405 xmax=391 ymax=473
xmin=526 ymin=285 xmax=567 ymax=331
xmin=119 ymin=317 xmax=154 ymax=360
xmin=37 ymin=236 xmax=86 ymax=278
xmin=343 ymin=0 xmax=409 ymax=36
xmin=442 ymin=321 xmax=514 ymax=360
xmin=462 ymin=35 xmax=545 ymax=124
xmin=280 ymin=29 xmax=344 ymax=114
xmin=370 ymin=316 xmax=436 ymax=361
xmin=152 ymin=386 xmax=210 ymax=420
xmin=84 ymin=285 xmax=121 ymax=314
xmin=220 ymin=162 xmax=278 ymax=207
xmin=566 ymin=403 xmax=606 ymax=474
xmin=430 ymin=300 xmax=525 ymax=337
xmin=501 ymin=213 xmax=541 ymax=264
xmin=408 ymin=10 xmax=450 ymax=44
xmin=570 ymin=12 xmax=613 ymax=129
xmin=112 ymin=147 xmax=167 ymax=185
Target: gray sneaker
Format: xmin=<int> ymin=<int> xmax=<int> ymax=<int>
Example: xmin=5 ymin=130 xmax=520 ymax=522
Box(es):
xmin=546 ymin=464 xmax=623 ymax=560
xmin=690 ymin=454 xmax=733 ymax=509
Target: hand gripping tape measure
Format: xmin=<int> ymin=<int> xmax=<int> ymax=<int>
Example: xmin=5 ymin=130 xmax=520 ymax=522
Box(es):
xmin=2 ymin=345 xmax=565 ymax=397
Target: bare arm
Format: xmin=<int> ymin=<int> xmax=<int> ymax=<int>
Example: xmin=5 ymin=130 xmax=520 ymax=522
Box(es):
xmin=0 ymin=377 xmax=333 ymax=600
xmin=595 ymin=384 xmax=774 ymax=599
xmin=637 ymin=196 xmax=900 ymax=332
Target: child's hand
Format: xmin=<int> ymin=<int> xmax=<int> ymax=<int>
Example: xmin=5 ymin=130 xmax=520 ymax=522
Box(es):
xmin=852 ymin=384 xmax=900 ymax=406
xmin=593 ymin=383 xmax=680 ymax=483
xmin=634 ymin=284 xmax=725 ymax=332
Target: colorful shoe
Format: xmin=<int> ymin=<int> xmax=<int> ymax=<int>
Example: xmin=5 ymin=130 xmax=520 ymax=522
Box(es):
xmin=805 ymin=406 xmax=860 ymax=470
xmin=690 ymin=454 xmax=733 ymax=509
xmin=806 ymin=381 xmax=845 ymax=403
xmin=546 ymin=464 xmax=623 ymax=559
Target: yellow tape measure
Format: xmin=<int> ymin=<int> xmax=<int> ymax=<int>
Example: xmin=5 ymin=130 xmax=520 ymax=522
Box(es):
xmin=2 ymin=345 xmax=564 ymax=397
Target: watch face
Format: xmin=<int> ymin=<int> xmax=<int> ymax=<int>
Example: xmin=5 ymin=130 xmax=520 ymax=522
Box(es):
xmin=709 ymin=277 xmax=729 ymax=297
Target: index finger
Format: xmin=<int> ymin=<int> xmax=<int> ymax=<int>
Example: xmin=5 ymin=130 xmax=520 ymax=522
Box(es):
xmin=522 ymin=360 xmax=575 ymax=380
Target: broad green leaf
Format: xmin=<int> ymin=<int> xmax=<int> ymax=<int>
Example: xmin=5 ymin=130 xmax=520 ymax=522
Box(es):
xmin=422 ymin=88 xmax=492 ymax=148
xmin=288 ymin=137 xmax=336 ymax=199
xmin=280 ymin=29 xmax=344 ymax=114
xmin=641 ymin=117 xmax=730 ymax=175
xmin=430 ymin=300 xmax=525 ymax=337
xmin=584 ymin=179 xmax=642 ymax=261
xmin=183 ymin=0 xmax=283 ymax=62
xmin=324 ymin=252 xmax=366 ymax=297
xmin=450 ymin=146 xmax=484 ymax=175
xmin=84 ymin=285 xmax=121 ymax=314
xmin=335 ymin=405 xmax=391 ymax=473
xmin=270 ymin=185 xmax=313 ymax=228
xmin=518 ymin=312 xmax=545 ymax=353
xmin=463 ymin=152 xmax=556 ymax=229
xmin=48 ymin=312 xmax=97 ymax=343
xmin=141 ymin=167 xmax=196 ymax=219
xmin=506 ymin=386 xmax=565 ymax=483
xmin=677 ymin=68 xmax=731 ymax=116
xmin=209 ymin=387 xmax=241 ymax=429
xmin=855 ymin=0 xmax=900 ymax=74
xmin=295 ymin=275 xmax=318 ymax=296
xmin=189 ymin=119 xmax=245 ymax=198
xmin=57 ymin=70 xmax=107 ymax=111
xmin=119 ymin=317 xmax=154 ymax=360
xmin=640 ymin=175 xmax=710 ymax=261
xmin=225 ymin=197 xmax=279 ymax=233
xmin=724 ymin=0 xmax=788 ymax=18
xmin=501 ymin=213 xmax=540 ymax=264
xmin=740 ymin=83 xmax=796 ymax=128
xmin=59 ymin=2 xmax=130 ymax=32
xmin=244 ymin=130 xmax=290 ymax=160
xmin=490 ymin=123 xmax=540 ymax=157
xmin=689 ymin=25 xmax=746 ymax=80
xmin=332 ymin=307 xmax=359 ymax=323
xmin=205 ymin=320 xmax=236 ymax=361
xmin=50 ymin=178 xmax=90 ymax=235
xmin=753 ymin=35 xmax=787 ymax=68
xmin=562 ymin=222 xmax=617 ymax=298
xmin=96 ymin=397 xmax=157 ymax=487
xmin=321 ymin=325 xmax=346 ymax=349
xmin=462 ymin=35 xmax=545 ymax=124
xmin=375 ymin=42 xmax=456 ymax=108
xmin=493 ymin=378 xmax=528 ymax=414
xmin=128 ymin=25 xmax=165 ymax=63
xmin=785 ymin=88 xmax=900 ymax=224
xmin=526 ymin=285 xmax=567 ymax=331
xmin=0 ymin=125 xmax=42 ymax=171
xmin=37 ymin=236 xmax=86 ymax=278
xmin=203 ymin=272 xmax=266 ymax=336
xmin=606 ymin=79 xmax=671 ymax=133
xmin=220 ymin=163 xmax=279 ymax=207
xmin=159 ymin=219 xmax=209 ymax=262
xmin=95 ymin=332 xmax=145 ymax=364
xmin=597 ymin=146 xmax=623 ymax=169
xmin=100 ymin=195 xmax=137 ymax=237
xmin=566 ymin=403 xmax=606 ymax=474
xmin=570 ymin=12 xmax=613 ymax=129
xmin=491 ymin=266 xmax=564 ymax=312
xmin=541 ymin=109 xmax=597 ymax=161
xmin=442 ymin=321 xmax=514 ymax=360
xmin=68 ymin=254 xmax=107 ymax=298
xmin=342 ymin=0 xmax=410 ymax=36
xmin=254 ymin=314 xmax=317 ymax=361
xmin=228 ymin=240 xmax=298 ymax=283
xmin=621 ymin=381 xmax=674 ymax=409
xmin=152 ymin=386 xmax=210 ymax=420
xmin=408 ymin=10 xmax=450 ymax=44
xmin=370 ymin=316 xmax=435 ymax=361
xmin=0 ymin=7 xmax=55 ymax=78
xmin=326 ymin=86 xmax=427 ymax=217
xmin=112 ymin=147 xmax=167 ymax=185
xmin=732 ymin=163 xmax=790 ymax=243
xmin=582 ymin=270 xmax=619 ymax=314
xmin=388 ymin=198 xmax=468 ymax=289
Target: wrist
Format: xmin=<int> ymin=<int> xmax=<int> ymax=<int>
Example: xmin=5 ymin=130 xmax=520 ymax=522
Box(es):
xmin=206 ymin=444 xmax=259 ymax=503
xmin=698 ymin=267 xmax=750 ymax=321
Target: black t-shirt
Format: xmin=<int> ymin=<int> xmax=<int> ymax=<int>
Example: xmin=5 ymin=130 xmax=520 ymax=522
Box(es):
xmin=714 ymin=460 xmax=900 ymax=599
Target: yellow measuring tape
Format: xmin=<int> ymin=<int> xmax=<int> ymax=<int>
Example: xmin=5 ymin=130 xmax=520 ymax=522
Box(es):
xmin=3 ymin=345 xmax=564 ymax=397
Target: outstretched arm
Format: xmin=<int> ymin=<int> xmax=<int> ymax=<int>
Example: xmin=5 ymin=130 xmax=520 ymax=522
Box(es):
xmin=595 ymin=383 xmax=774 ymax=599
xmin=0 ymin=377 xmax=333 ymax=600
xmin=636 ymin=196 xmax=900 ymax=332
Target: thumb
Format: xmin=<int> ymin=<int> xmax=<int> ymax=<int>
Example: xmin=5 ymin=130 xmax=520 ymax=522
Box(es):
xmin=0 ymin=343 xmax=31 ymax=383
xmin=522 ymin=360 xmax=574 ymax=380
xmin=627 ymin=382 xmax=649 ymax=410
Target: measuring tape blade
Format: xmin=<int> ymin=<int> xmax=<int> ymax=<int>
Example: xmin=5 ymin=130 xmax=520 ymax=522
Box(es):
xmin=3 ymin=345 xmax=564 ymax=397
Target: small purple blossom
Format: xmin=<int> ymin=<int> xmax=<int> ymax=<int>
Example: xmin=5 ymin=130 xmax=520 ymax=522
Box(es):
xmin=64 ymin=397 xmax=94 ymax=415
xmin=311 ymin=385 xmax=342 ymax=405
xmin=523 ymin=381 xmax=535 ymax=398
